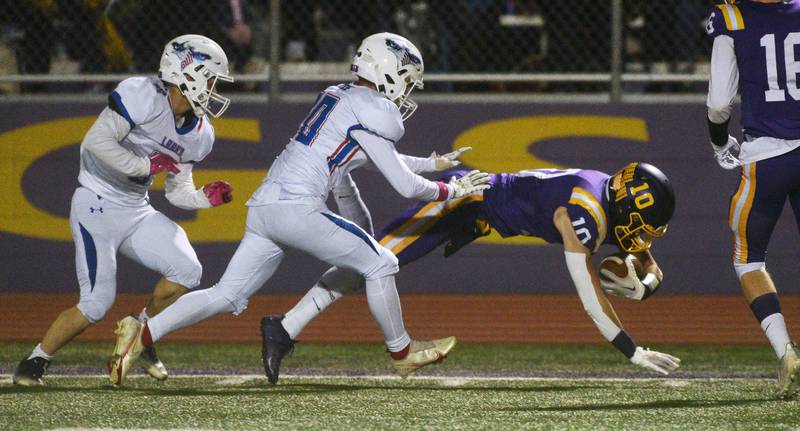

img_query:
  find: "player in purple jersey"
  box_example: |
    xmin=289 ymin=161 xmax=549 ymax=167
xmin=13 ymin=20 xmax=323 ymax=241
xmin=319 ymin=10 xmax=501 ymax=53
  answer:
xmin=707 ymin=0 xmax=800 ymax=398
xmin=259 ymin=163 xmax=681 ymax=384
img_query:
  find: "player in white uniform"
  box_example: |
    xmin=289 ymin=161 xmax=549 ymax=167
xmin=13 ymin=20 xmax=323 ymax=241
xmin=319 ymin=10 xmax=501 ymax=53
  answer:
xmin=12 ymin=35 xmax=235 ymax=387
xmin=108 ymin=32 xmax=490 ymax=386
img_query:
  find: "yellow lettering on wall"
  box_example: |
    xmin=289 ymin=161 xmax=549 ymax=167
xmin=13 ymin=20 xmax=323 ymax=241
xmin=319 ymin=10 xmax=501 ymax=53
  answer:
xmin=0 ymin=117 xmax=263 ymax=242
xmin=451 ymin=115 xmax=649 ymax=246
xmin=0 ymin=114 xmax=650 ymax=245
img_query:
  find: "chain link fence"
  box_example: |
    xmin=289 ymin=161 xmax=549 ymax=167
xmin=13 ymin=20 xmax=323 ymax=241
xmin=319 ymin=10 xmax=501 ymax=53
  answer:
xmin=0 ymin=0 xmax=719 ymax=96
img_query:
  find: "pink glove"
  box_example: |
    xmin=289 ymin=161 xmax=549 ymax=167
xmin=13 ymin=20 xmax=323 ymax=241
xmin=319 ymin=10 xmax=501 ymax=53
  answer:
xmin=203 ymin=181 xmax=233 ymax=206
xmin=149 ymin=152 xmax=180 ymax=175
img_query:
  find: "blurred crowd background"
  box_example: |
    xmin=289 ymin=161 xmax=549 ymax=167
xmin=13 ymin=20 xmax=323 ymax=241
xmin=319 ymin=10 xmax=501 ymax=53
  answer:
xmin=0 ymin=0 xmax=717 ymax=94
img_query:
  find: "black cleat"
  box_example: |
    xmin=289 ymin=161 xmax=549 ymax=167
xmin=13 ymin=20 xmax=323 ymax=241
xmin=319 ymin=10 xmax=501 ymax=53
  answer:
xmin=260 ymin=314 xmax=296 ymax=385
xmin=140 ymin=345 xmax=169 ymax=381
xmin=13 ymin=357 xmax=50 ymax=387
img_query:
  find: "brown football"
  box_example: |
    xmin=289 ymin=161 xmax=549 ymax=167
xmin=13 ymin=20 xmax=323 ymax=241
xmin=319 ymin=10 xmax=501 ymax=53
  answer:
xmin=599 ymin=253 xmax=644 ymax=280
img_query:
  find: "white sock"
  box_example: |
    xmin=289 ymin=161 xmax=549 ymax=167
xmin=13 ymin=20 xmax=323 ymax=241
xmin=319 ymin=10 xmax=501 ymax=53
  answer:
xmin=366 ymin=276 xmax=410 ymax=352
xmin=28 ymin=343 xmax=53 ymax=361
xmin=138 ymin=308 xmax=150 ymax=324
xmin=147 ymin=288 xmax=235 ymax=343
xmin=283 ymin=284 xmax=343 ymax=339
xmin=761 ymin=313 xmax=791 ymax=358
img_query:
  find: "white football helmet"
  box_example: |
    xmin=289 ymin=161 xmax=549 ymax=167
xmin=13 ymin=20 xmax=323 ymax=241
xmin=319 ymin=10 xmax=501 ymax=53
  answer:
xmin=158 ymin=34 xmax=234 ymax=118
xmin=351 ymin=32 xmax=424 ymax=121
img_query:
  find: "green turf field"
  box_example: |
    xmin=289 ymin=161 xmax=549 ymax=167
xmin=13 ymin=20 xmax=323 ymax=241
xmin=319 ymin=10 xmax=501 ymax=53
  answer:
xmin=1 ymin=341 xmax=798 ymax=430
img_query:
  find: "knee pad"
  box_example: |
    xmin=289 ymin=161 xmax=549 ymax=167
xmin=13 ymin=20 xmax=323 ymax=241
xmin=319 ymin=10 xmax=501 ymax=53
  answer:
xmin=166 ymin=257 xmax=203 ymax=289
xmin=77 ymin=294 xmax=115 ymax=323
xmin=734 ymin=261 xmax=766 ymax=279
xmin=319 ymin=267 xmax=365 ymax=294
xmin=363 ymin=249 xmax=399 ymax=281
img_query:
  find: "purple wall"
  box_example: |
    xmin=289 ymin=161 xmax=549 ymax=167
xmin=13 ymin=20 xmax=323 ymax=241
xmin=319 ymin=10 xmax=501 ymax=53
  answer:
xmin=1 ymin=99 xmax=799 ymax=295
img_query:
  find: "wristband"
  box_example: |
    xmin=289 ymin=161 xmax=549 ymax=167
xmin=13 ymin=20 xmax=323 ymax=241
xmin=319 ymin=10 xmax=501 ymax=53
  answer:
xmin=611 ymin=330 xmax=637 ymax=359
xmin=640 ymin=273 xmax=660 ymax=300
xmin=434 ymin=181 xmax=449 ymax=200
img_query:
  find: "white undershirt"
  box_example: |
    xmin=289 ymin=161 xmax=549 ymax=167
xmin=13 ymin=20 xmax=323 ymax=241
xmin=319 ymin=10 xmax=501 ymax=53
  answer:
xmin=707 ymin=35 xmax=738 ymax=124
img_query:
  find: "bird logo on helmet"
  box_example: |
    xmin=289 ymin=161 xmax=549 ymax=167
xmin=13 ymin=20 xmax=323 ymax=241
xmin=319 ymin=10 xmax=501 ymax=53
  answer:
xmin=607 ymin=162 xmax=676 ymax=253
xmin=158 ymin=34 xmax=234 ymax=118
xmin=350 ymin=32 xmax=424 ymax=121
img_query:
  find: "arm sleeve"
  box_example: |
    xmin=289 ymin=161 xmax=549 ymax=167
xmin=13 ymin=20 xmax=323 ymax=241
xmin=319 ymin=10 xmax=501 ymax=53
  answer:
xmin=398 ymin=153 xmax=436 ymax=173
xmin=707 ymin=35 xmax=738 ymax=126
xmin=164 ymin=163 xmax=213 ymax=210
xmin=81 ymin=107 xmax=150 ymax=177
xmin=564 ymin=251 xmax=622 ymax=342
xmin=564 ymin=250 xmax=637 ymax=358
xmin=333 ymin=174 xmax=373 ymax=234
xmin=350 ymin=128 xmax=449 ymax=201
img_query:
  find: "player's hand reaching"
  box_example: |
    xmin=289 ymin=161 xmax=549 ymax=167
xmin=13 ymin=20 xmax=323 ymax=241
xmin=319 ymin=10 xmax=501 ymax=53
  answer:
xmin=448 ymin=170 xmax=491 ymax=199
xmin=431 ymin=147 xmax=472 ymax=171
xmin=630 ymin=346 xmax=681 ymax=375
xmin=711 ymin=136 xmax=741 ymax=170
xmin=203 ymin=181 xmax=233 ymax=206
xmin=149 ymin=152 xmax=180 ymax=175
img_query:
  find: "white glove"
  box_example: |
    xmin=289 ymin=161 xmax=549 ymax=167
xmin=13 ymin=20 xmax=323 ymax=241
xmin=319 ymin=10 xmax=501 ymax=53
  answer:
xmin=711 ymin=136 xmax=741 ymax=170
xmin=431 ymin=147 xmax=472 ymax=171
xmin=447 ymin=170 xmax=491 ymax=199
xmin=599 ymin=255 xmax=650 ymax=300
xmin=630 ymin=346 xmax=681 ymax=375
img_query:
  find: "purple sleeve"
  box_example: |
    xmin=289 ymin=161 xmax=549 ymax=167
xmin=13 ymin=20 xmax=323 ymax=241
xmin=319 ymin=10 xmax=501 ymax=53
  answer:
xmin=565 ymin=204 xmax=602 ymax=253
xmin=706 ymin=5 xmax=733 ymax=39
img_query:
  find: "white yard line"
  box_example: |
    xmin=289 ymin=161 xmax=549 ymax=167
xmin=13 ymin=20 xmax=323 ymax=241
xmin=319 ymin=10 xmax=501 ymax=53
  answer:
xmin=50 ymin=429 xmax=227 ymax=431
xmin=0 ymin=373 xmax=772 ymax=383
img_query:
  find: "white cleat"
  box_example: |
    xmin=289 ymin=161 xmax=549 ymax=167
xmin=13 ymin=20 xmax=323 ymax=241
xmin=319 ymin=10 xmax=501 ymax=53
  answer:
xmin=108 ymin=316 xmax=145 ymax=387
xmin=392 ymin=336 xmax=457 ymax=379
xmin=776 ymin=342 xmax=800 ymax=399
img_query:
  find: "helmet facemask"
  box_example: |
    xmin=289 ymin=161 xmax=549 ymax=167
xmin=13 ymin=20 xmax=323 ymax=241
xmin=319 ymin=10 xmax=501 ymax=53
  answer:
xmin=179 ymin=65 xmax=233 ymax=118
xmin=613 ymin=212 xmax=667 ymax=253
xmin=396 ymin=76 xmax=423 ymax=121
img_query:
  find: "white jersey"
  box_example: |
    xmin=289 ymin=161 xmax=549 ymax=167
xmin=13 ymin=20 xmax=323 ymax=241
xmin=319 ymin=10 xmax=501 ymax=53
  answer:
xmin=248 ymin=83 xmax=443 ymax=206
xmin=78 ymin=77 xmax=215 ymax=206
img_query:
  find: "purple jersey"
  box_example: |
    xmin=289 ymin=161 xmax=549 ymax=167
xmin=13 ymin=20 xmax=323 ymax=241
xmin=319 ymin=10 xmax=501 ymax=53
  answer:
xmin=707 ymin=1 xmax=800 ymax=140
xmin=482 ymin=169 xmax=611 ymax=253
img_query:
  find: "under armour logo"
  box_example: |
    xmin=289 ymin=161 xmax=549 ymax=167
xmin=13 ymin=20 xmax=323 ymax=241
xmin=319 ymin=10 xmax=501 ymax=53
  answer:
xmin=90 ymin=207 xmax=103 ymax=214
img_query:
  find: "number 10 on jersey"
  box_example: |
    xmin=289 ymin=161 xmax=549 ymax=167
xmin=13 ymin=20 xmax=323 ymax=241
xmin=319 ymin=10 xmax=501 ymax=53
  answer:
xmin=294 ymin=93 xmax=341 ymax=146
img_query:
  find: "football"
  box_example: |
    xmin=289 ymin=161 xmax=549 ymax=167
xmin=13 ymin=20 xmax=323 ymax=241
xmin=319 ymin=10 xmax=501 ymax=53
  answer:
xmin=599 ymin=253 xmax=644 ymax=280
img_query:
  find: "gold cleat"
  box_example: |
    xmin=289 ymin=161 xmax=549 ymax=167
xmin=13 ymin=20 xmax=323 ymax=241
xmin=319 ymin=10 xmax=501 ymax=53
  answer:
xmin=107 ymin=316 xmax=145 ymax=387
xmin=392 ymin=336 xmax=456 ymax=378
xmin=776 ymin=342 xmax=800 ymax=399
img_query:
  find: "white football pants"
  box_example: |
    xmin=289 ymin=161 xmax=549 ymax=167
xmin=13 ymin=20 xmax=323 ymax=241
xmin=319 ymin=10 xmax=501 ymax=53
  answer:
xmin=70 ymin=187 xmax=202 ymax=323
xmin=147 ymin=202 xmax=411 ymax=351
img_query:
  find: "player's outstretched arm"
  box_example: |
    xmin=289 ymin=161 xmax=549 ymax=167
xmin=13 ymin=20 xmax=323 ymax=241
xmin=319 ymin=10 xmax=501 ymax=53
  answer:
xmin=165 ymin=163 xmax=232 ymax=209
xmin=81 ymin=108 xmax=151 ymax=177
xmin=354 ymin=129 xmax=487 ymax=201
xmin=554 ymin=207 xmax=680 ymax=375
xmin=397 ymin=153 xmax=436 ymax=174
